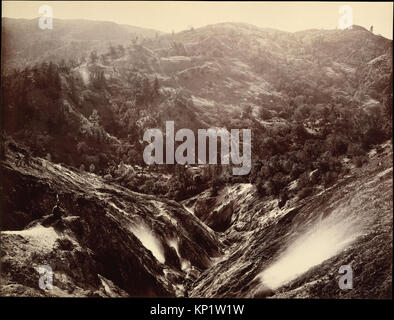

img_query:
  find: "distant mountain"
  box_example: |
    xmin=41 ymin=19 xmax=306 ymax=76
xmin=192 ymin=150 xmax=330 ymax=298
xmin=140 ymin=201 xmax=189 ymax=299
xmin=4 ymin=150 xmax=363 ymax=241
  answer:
xmin=1 ymin=17 xmax=164 ymax=70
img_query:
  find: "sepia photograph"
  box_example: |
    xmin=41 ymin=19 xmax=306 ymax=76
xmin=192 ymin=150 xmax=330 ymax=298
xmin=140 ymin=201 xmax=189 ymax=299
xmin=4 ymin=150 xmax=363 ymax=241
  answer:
xmin=0 ymin=0 xmax=392 ymax=306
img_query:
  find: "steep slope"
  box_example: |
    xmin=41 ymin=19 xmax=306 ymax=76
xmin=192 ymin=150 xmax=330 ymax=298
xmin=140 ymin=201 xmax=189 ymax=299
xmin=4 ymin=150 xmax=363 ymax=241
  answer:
xmin=189 ymin=141 xmax=392 ymax=298
xmin=144 ymin=23 xmax=392 ymax=126
xmin=2 ymin=21 xmax=391 ymax=174
xmin=0 ymin=143 xmax=220 ymax=297
xmin=1 ymin=17 xmax=164 ymax=70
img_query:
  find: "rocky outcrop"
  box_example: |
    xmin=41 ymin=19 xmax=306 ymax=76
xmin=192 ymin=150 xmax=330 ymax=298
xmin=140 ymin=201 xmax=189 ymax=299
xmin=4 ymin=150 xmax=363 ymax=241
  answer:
xmin=0 ymin=149 xmax=220 ymax=297
xmin=189 ymin=143 xmax=393 ymax=298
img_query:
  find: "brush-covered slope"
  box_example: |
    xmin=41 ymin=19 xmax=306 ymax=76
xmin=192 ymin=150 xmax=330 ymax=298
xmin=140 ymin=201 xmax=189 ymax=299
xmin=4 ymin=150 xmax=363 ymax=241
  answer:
xmin=2 ymin=21 xmax=391 ymax=176
xmin=1 ymin=17 xmax=163 ymax=70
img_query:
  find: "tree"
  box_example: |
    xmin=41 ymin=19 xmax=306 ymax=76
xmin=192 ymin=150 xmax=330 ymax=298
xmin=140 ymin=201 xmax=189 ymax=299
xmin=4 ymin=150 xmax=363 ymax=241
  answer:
xmin=383 ymin=94 xmax=392 ymax=119
xmin=242 ymin=105 xmax=253 ymax=119
xmin=101 ymin=54 xmax=109 ymax=65
xmin=89 ymin=163 xmax=95 ymax=173
xmin=109 ymin=45 xmax=117 ymax=58
xmin=59 ymin=59 xmax=68 ymax=72
xmin=153 ymin=76 xmax=160 ymax=97
xmin=362 ymin=127 xmax=386 ymax=150
xmin=92 ymin=70 xmax=106 ymax=89
xmin=142 ymin=77 xmax=151 ymax=103
xmin=89 ymin=109 xmax=100 ymax=125
xmin=327 ymin=135 xmax=348 ymax=156
xmin=118 ymin=44 xmax=125 ymax=56
xmin=255 ymin=176 xmax=266 ymax=196
xmin=259 ymin=107 xmax=272 ymax=120
xmin=90 ymin=50 xmax=98 ymax=63
xmin=47 ymin=62 xmax=61 ymax=99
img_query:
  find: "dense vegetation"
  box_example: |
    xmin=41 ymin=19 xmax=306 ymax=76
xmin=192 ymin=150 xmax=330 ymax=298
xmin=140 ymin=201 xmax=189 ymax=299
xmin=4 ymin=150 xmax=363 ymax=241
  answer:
xmin=1 ymin=23 xmax=392 ymax=204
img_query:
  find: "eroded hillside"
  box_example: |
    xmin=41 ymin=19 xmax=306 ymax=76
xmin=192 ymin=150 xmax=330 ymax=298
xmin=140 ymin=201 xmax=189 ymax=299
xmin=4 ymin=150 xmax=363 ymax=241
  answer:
xmin=1 ymin=139 xmax=392 ymax=298
xmin=0 ymin=144 xmax=220 ymax=297
xmin=188 ymin=142 xmax=392 ymax=298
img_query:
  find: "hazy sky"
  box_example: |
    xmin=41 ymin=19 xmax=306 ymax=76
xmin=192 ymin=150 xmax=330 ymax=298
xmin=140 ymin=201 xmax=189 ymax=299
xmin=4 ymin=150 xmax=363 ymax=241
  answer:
xmin=2 ymin=1 xmax=393 ymax=39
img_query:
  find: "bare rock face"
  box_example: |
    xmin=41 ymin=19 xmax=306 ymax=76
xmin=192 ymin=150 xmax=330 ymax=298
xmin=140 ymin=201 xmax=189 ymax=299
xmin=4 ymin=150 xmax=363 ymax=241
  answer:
xmin=189 ymin=143 xmax=393 ymax=299
xmin=1 ymin=222 xmax=128 ymax=297
xmin=191 ymin=195 xmax=234 ymax=232
xmin=0 ymin=149 xmax=220 ymax=297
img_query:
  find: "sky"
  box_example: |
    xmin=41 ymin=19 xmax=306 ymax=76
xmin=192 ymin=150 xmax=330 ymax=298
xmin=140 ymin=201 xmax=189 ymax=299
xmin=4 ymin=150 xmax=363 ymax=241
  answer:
xmin=2 ymin=1 xmax=393 ymax=39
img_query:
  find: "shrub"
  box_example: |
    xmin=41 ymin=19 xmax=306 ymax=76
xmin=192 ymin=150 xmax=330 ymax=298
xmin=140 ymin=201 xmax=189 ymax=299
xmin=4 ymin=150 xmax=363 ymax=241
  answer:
xmin=327 ymin=135 xmax=348 ymax=156
xmin=259 ymin=108 xmax=273 ymax=120
xmin=353 ymin=156 xmax=367 ymax=168
xmin=255 ymin=177 xmax=266 ymax=197
xmin=323 ymin=171 xmax=338 ymax=188
xmin=347 ymin=143 xmax=364 ymax=158
xmin=362 ymin=127 xmax=387 ymax=150
xmin=279 ymin=190 xmax=289 ymax=208
xmin=298 ymin=186 xmax=313 ymax=199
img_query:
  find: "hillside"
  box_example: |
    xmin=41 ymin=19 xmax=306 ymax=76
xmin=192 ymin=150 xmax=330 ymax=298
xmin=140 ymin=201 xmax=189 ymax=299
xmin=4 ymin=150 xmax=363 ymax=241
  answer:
xmin=1 ymin=17 xmax=163 ymax=71
xmin=188 ymin=141 xmax=392 ymax=298
xmin=0 ymin=134 xmax=391 ymax=298
xmin=1 ymin=19 xmax=393 ymax=298
xmin=2 ymin=21 xmax=392 ymax=200
xmin=1 ymin=143 xmax=219 ymax=297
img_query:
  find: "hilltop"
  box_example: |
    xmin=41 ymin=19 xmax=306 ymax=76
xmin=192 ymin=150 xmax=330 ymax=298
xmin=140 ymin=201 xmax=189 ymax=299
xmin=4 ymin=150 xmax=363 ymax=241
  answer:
xmin=1 ymin=17 xmax=164 ymax=70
